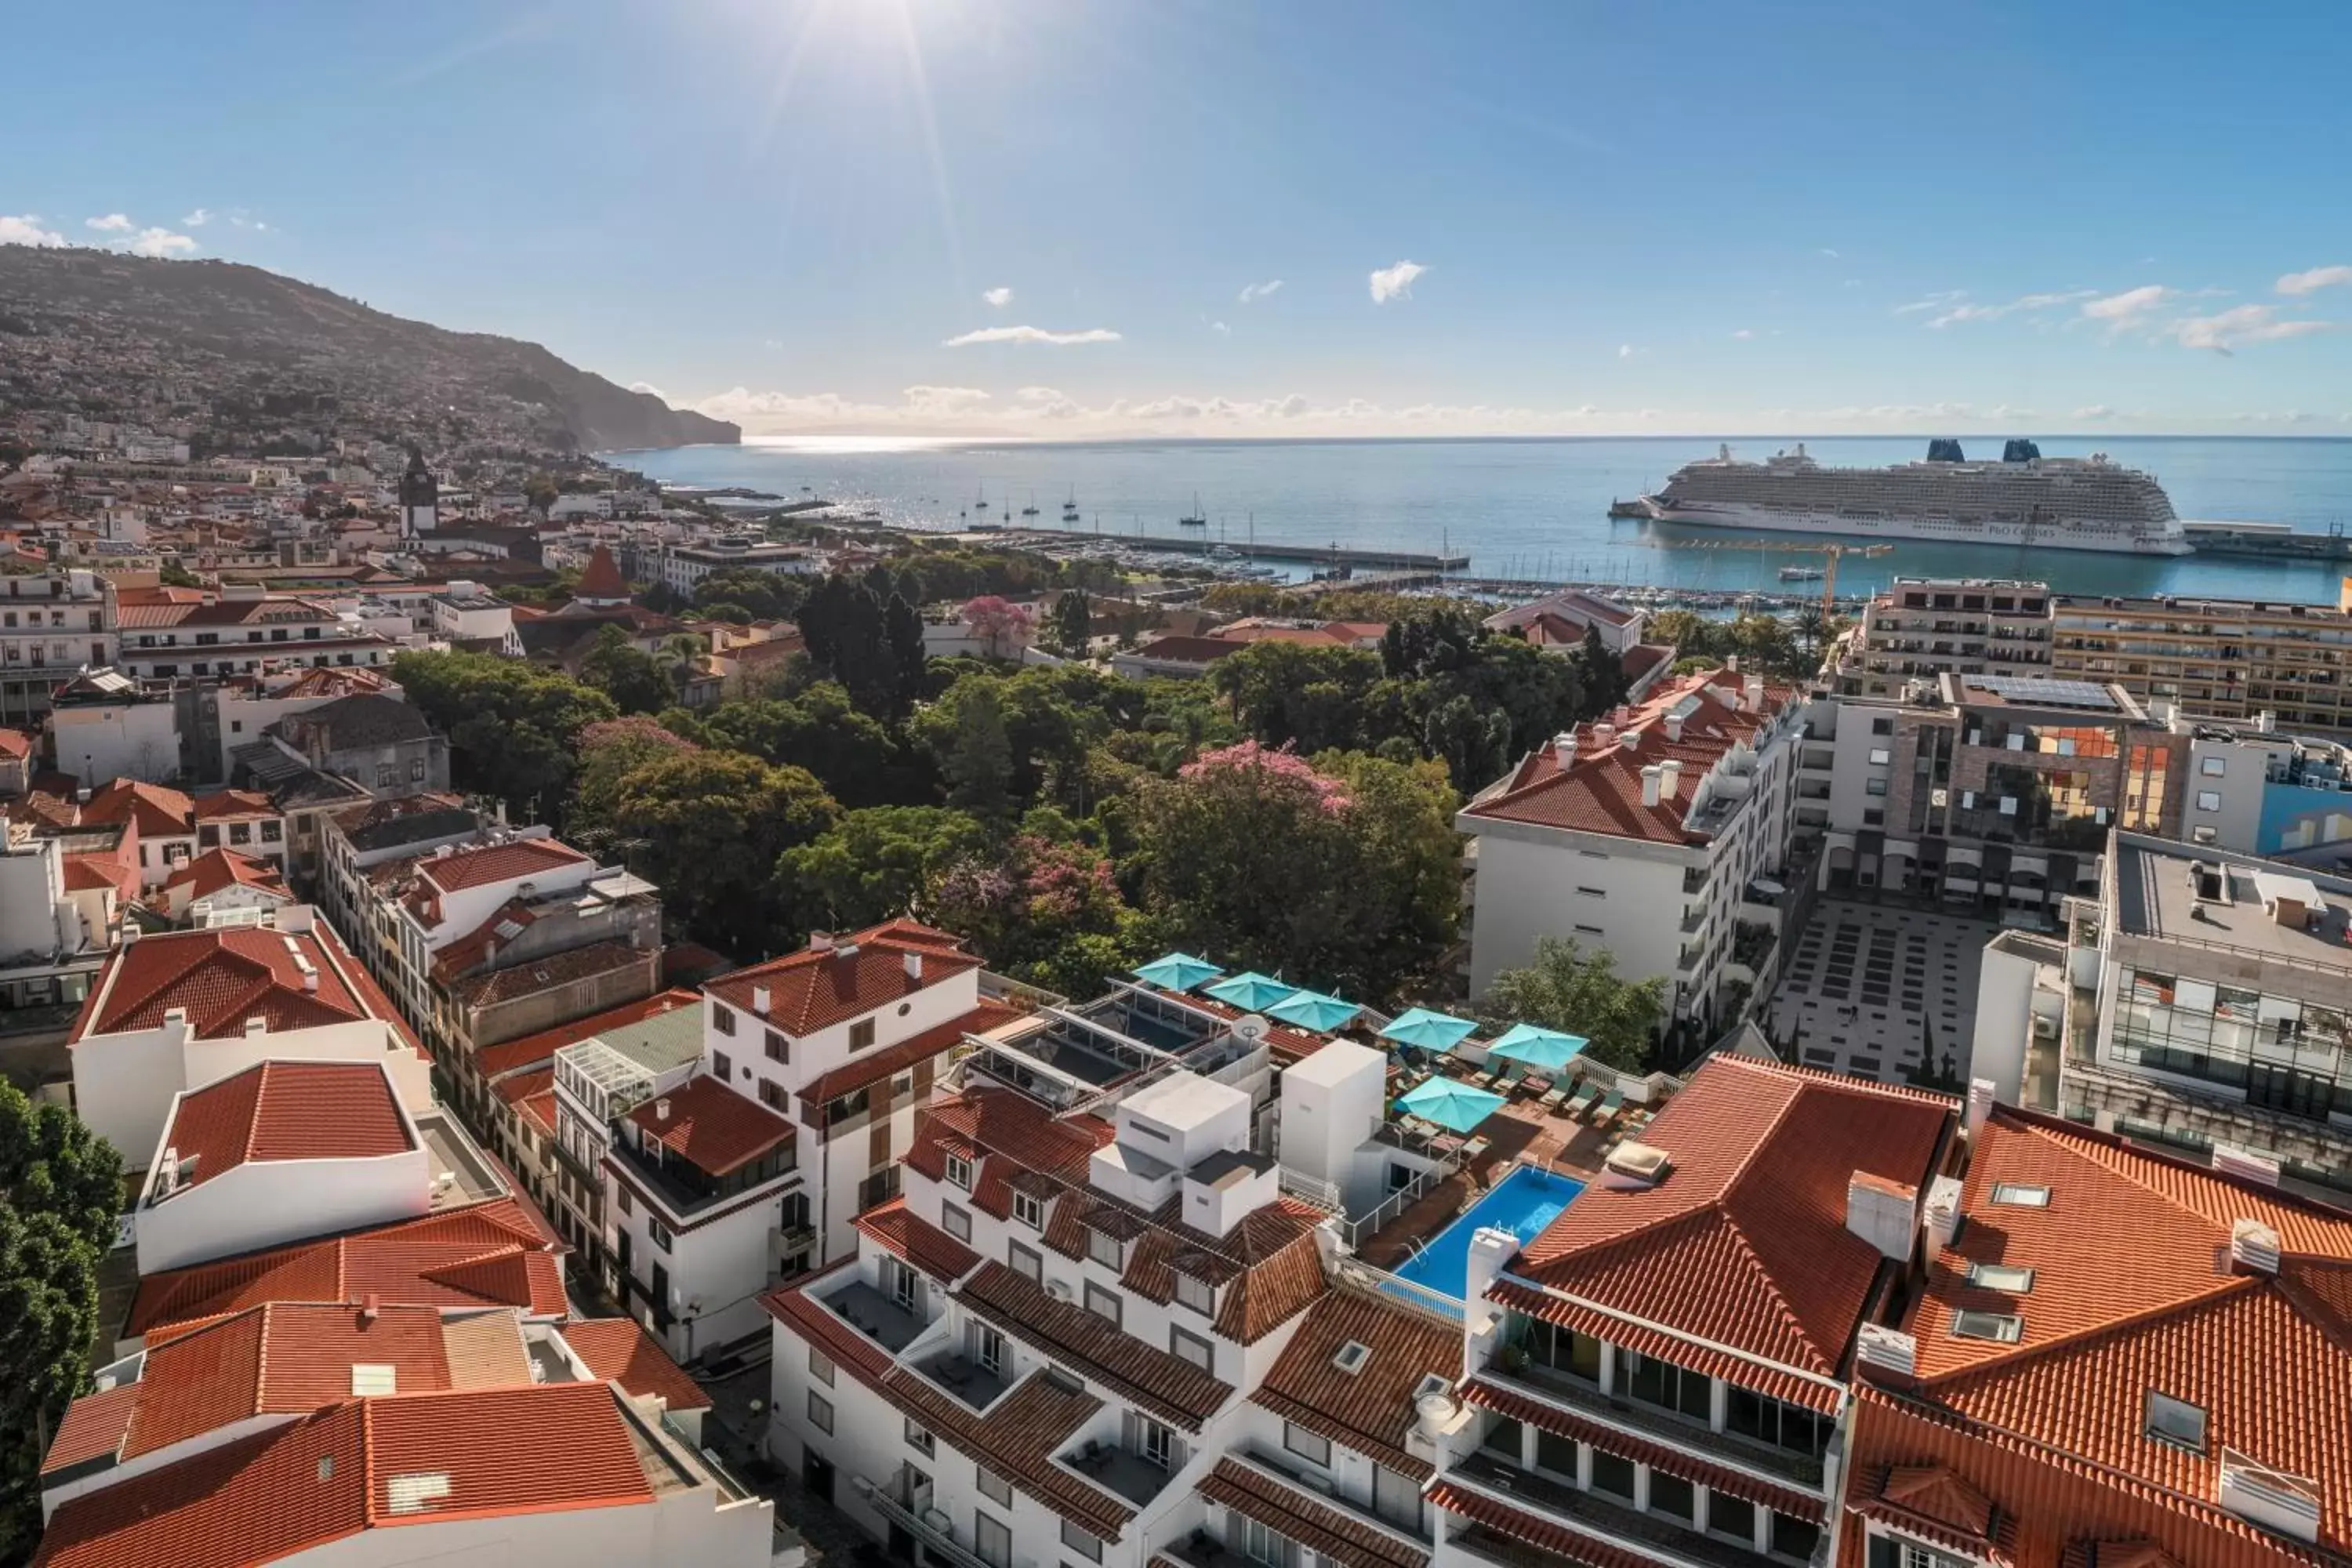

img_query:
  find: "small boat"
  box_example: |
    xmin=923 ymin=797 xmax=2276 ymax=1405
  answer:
xmin=1178 ymin=491 xmax=1207 ymax=527
xmin=1062 ymin=485 xmax=1080 ymax=521
xmin=1778 ymin=564 xmax=1825 ymax=582
xmin=1208 ymin=544 xmax=1240 ymax=561
xmin=1021 ymin=489 xmax=1040 ymax=517
xmin=974 ymin=483 xmax=989 ymax=511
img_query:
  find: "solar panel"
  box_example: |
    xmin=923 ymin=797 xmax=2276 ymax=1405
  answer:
xmin=1966 ymin=675 xmax=2118 ymax=710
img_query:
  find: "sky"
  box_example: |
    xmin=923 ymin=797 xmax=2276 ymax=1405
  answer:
xmin=5 ymin=0 xmax=2351 ymax=441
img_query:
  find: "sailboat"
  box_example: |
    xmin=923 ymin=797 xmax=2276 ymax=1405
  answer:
xmin=974 ymin=482 xmax=989 ymax=512
xmin=1178 ymin=490 xmax=1207 ymax=527
xmin=1021 ymin=489 xmax=1040 ymax=517
xmin=1062 ymin=485 xmax=1080 ymax=522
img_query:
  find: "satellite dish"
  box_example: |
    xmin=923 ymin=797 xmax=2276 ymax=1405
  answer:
xmin=1234 ymin=1014 xmax=1270 ymax=1044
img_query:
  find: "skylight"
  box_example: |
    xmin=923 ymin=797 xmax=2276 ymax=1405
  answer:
xmin=1965 ymin=1261 xmax=2035 ymax=1293
xmin=350 ymin=1363 xmax=397 ymax=1396
xmin=384 ymin=1472 xmax=452 ymax=1515
xmin=1950 ymin=1310 xmax=2024 ymax=1343
xmin=1989 ymin=1182 xmax=2050 ymax=1207
xmin=1332 ymin=1341 xmax=1373 ymax=1375
xmin=2145 ymin=1390 xmax=2208 ymax=1453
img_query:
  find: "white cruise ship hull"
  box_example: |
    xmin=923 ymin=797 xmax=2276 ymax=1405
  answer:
xmin=1646 ymin=499 xmax=2194 ymax=556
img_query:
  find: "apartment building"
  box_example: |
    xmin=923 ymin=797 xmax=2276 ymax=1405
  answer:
xmin=113 ymin=587 xmax=400 ymax=681
xmin=1832 ymin=577 xmax=2052 ymax=699
xmin=1842 ymin=1099 xmax=2352 ymax=1568
xmin=1439 ymin=1055 xmax=1959 ymax=1568
xmin=2051 ymin=590 xmax=2352 ymax=736
xmin=1459 ymin=666 xmax=1804 ymax=1027
xmin=0 ymin=565 xmax=113 ymax=724
xmin=2163 ymin=710 xmax=2352 ymax=855
xmin=68 ymin=906 xmax=429 ymax=1167
xmin=316 ymin=791 xmax=481 ymax=942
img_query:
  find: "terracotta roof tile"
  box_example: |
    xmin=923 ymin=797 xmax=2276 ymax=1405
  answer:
xmin=1426 ymin=1480 xmax=1653 ymax=1568
xmin=1250 ymin=1290 xmax=1463 ymax=1481
xmin=573 ymin=544 xmax=630 ymax=600
xmin=38 ymin=1383 xmax=139 ymax=1477
xmin=797 ymin=1000 xmax=1030 ymax=1105
xmin=75 ymin=924 xmax=384 ymax=1041
xmin=161 ymin=846 xmax=289 ymax=904
xmin=959 ymin=1261 xmax=1234 ymax=1432
xmin=416 ymin=835 xmax=587 ymax=896
xmin=560 ymin=1317 xmax=711 ymax=1412
xmin=474 ymin=987 xmax=701 ymax=1081
xmin=77 ymin=778 xmax=194 ymax=838
xmin=854 ymin=1199 xmax=983 ymax=1283
xmin=617 ymin=1072 xmax=793 ymax=1179
xmin=707 ymin=927 xmax=982 ymax=1038
xmin=158 ymin=1060 xmax=412 ymax=1188
xmin=1200 ymin=1457 xmax=1428 ymax=1568
xmin=1515 ymin=1054 xmax=1953 ymax=1383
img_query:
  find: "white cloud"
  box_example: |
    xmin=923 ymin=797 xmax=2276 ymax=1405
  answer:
xmin=2072 ymin=405 xmax=2116 ymax=420
xmin=2172 ymin=304 xmax=2338 ymax=355
xmin=981 ymin=286 xmax=1013 ymax=308
xmin=0 ymin=214 xmax=67 ymax=248
xmin=1922 ymin=289 xmax=2097 ymax=328
xmin=1211 ymin=321 xmax=1229 ymax=336
xmin=2278 ymin=265 xmax=2352 ymax=297
xmin=1894 ymin=290 xmax=1967 ymax=315
xmin=901 ymin=385 xmax=993 ymax=416
xmin=124 ymin=227 xmax=198 ymax=258
xmin=1238 ymin=279 xmax=1283 ymax=304
xmin=1368 ymin=260 xmax=1427 ymax=304
xmin=1989 ymin=405 xmax=2040 ymax=420
xmin=1617 ymin=343 xmax=1636 ymax=358
xmin=183 ymin=209 xmax=212 ymax=227
xmin=627 ymin=381 xmax=668 ymax=401
xmin=2080 ymin=285 xmax=2171 ymax=328
xmin=85 ymin=213 xmax=133 ymax=233
xmin=1819 ymin=248 xmax=1841 ymax=260
xmin=942 ymin=325 xmax=1120 ymax=347
xmin=1731 ymin=328 xmax=1753 ymax=340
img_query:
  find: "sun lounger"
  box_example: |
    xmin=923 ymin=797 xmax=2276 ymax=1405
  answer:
xmin=1538 ymin=1080 xmax=1570 ymax=1110
xmin=1592 ymin=1088 xmax=1625 ymax=1127
xmin=1562 ymin=1083 xmax=1599 ymax=1119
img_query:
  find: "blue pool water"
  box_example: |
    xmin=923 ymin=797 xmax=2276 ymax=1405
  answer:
xmin=1391 ymin=1164 xmax=1587 ymax=1301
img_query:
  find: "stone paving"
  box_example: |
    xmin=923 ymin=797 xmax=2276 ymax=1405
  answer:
xmin=1766 ymin=897 xmax=2001 ymax=1087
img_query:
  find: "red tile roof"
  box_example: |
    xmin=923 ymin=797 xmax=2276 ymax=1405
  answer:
xmin=126 ymin=1198 xmax=566 ymax=1338
xmin=853 ymin=1198 xmax=982 ymax=1283
xmin=161 ymin=846 xmax=289 ymax=905
xmin=38 ymin=1382 xmax=140 ymax=1478
xmin=473 ymin=986 xmax=701 ymax=1082
xmin=62 ymin=851 xmax=133 ymax=896
xmin=797 ymin=1000 xmax=1030 ymax=1105
xmin=1462 ymin=667 xmax=1797 ymax=844
xmin=1514 ymin=1055 xmax=1954 ymax=1390
xmin=1847 ymin=1104 xmax=2352 ymax=1563
xmin=1122 ymin=634 xmax=1247 ymax=666
xmin=706 ymin=923 xmax=982 ymax=1037
xmin=74 ymin=924 xmax=384 ymax=1041
xmin=188 ymin=788 xmax=277 ymax=822
xmin=959 ymin=1261 xmax=1235 ymax=1432
xmin=33 ymin=1382 xmax=659 ymax=1568
xmin=77 ymin=778 xmax=194 ymax=838
xmin=159 ymin=1061 xmax=412 ymax=1188
xmin=573 ymin=544 xmax=630 ymax=601
xmin=1427 ymin=1480 xmax=1653 ymax=1568
xmin=1250 ymin=1289 xmax=1462 ymax=1481
xmin=1200 ymin=1457 xmax=1429 ymax=1568
xmin=559 ymin=1317 xmax=712 ymax=1412
xmin=619 ymin=1072 xmax=793 ymax=1178
xmin=416 ymin=836 xmax=586 ymax=895
xmin=0 ymin=727 xmax=31 ymax=760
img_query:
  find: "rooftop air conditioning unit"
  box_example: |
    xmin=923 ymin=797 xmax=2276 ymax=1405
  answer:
xmin=1045 ymin=1279 xmax=1073 ymax=1301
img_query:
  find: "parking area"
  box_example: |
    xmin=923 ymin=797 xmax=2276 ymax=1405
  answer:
xmin=1766 ymin=898 xmax=2001 ymax=1087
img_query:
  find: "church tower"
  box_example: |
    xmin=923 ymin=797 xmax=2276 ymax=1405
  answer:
xmin=397 ymin=445 xmax=438 ymax=538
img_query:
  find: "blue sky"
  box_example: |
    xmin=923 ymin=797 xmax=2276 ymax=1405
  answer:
xmin=5 ymin=0 xmax=2350 ymax=438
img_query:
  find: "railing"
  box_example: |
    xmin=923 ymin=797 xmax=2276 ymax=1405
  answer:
xmin=1331 ymin=1254 xmax=1467 ymax=1322
xmin=861 ymin=1485 xmax=998 ymax=1568
xmin=1207 ymin=1042 xmax=1272 ymax=1091
xmin=1278 ymin=1165 xmax=1343 ymax=1214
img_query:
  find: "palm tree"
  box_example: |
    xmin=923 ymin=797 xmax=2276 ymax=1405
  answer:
xmin=651 ymin=632 xmax=707 ymax=701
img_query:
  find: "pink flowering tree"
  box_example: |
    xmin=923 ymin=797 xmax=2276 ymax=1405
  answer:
xmin=961 ymin=595 xmax=1035 ymax=660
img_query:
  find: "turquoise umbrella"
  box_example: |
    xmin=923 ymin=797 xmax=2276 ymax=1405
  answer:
xmin=1485 ymin=1024 xmax=1589 ymax=1073
xmin=1134 ymin=952 xmax=1224 ymax=992
xmin=1266 ymin=989 xmax=1363 ymax=1033
xmin=1396 ymin=1076 xmax=1508 ymax=1134
xmin=1379 ymin=1007 xmax=1481 ymax=1053
xmin=1205 ymin=971 xmax=1295 ymax=1011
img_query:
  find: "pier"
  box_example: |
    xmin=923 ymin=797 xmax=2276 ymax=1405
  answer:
xmin=997 ymin=528 xmax=1468 ymax=572
xmin=2181 ymin=521 xmax=2352 ymax=562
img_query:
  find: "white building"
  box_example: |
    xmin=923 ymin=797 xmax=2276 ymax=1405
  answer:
xmin=428 ymin=581 xmax=521 ymax=654
xmin=0 ymin=566 xmax=112 ymax=724
xmin=1459 ymin=666 xmax=1804 ymax=1028
xmin=646 ymin=537 xmax=820 ymax=595
xmin=69 ymin=907 xmax=430 ymax=1169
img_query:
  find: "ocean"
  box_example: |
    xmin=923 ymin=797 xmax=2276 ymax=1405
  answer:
xmin=604 ymin=435 xmax=2352 ymax=601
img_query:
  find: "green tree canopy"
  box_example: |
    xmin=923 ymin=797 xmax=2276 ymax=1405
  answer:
xmin=1478 ymin=935 xmax=1667 ymax=1074
xmin=578 ymin=625 xmax=671 ymax=714
xmin=773 ymin=805 xmax=994 ymax=935
xmin=676 ymin=682 xmax=913 ymax=810
xmin=391 ymin=649 xmax=618 ymax=822
xmin=607 ymin=749 xmax=839 ymax=953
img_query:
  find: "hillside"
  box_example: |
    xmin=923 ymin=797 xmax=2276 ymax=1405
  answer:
xmin=0 ymin=247 xmax=738 ymax=454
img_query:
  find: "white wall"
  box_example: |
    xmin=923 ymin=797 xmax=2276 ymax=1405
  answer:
xmin=1969 ymin=941 xmax=2040 ymax=1105
xmin=0 ymin=840 xmax=74 ymax=960
xmin=268 ymin=1472 xmax=773 ymax=1567
xmin=53 ymin=701 xmax=180 ymax=787
xmin=135 ymin=1146 xmax=430 ymax=1276
xmin=1464 ymin=818 xmax=1686 ymax=1000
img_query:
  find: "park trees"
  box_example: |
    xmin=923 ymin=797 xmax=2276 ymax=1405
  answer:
xmin=1479 ymin=935 xmax=1667 ymax=1073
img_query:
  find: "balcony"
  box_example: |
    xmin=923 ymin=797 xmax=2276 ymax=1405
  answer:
xmin=1161 ymin=1531 xmax=1255 ymax=1568
xmin=1504 ymin=1365 xmax=1825 ymax=1487
xmin=862 ymin=1485 xmax=996 ymax=1568
xmin=1236 ymin=1445 xmax=1432 ymax=1545
xmin=822 ymin=1279 xmax=927 ymax=1353
xmin=609 ymin=1128 xmax=794 ymax=1221
xmin=1065 ymin=1439 xmax=1178 ymax=1507
xmin=912 ymin=1346 xmax=1011 ymax=1410
xmin=1449 ymin=1451 xmax=1781 ymax=1568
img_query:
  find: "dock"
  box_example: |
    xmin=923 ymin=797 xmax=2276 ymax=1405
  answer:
xmin=997 ymin=528 xmax=1468 ymax=572
xmin=2181 ymin=521 xmax=2352 ymax=562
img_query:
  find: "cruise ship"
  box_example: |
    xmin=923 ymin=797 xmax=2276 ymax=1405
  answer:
xmin=1627 ymin=438 xmax=2192 ymax=555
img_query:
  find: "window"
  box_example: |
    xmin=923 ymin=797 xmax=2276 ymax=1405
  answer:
xmin=1871 ymin=716 xmax=1893 ymax=736
xmin=615 ymin=1186 xmax=632 ymax=1215
xmin=2191 ymin=826 xmax=2219 ymax=845
xmin=1174 ymin=1269 xmax=1214 ymax=1314
xmin=1623 ymin=1350 xmax=1711 ymax=1421
xmin=1239 ymin=1518 xmax=1289 ymax=1568
xmin=1061 ymin=1520 xmax=1104 ymax=1563
xmin=764 ymin=1029 xmax=788 ymax=1062
xmin=260 ymin=820 xmax=281 ymax=842
xmin=712 ymin=1050 xmax=733 ymax=1081
xmin=1009 ymin=1240 xmax=1044 ymax=1282
xmin=905 ymin=1418 xmax=934 ymax=1457
xmin=848 ymin=1018 xmax=877 ymax=1051
xmin=2194 ymin=789 xmax=2222 ymax=811
xmin=946 ymin=1152 xmax=973 ymax=1189
xmin=1577 ymin=886 xmax=1606 ymax=898
xmin=1084 ymin=1281 xmax=1123 ymax=1327
xmin=1588 ymin=1447 xmax=1636 ymax=1502
xmin=977 ymin=1467 xmax=1012 ymax=1507
xmin=1648 ymin=1471 xmax=1696 ymax=1523
xmin=1951 ymin=1309 xmax=2023 ymax=1342
xmin=648 ymin=1217 xmax=673 ymax=1252
xmin=942 ymin=1202 xmax=971 ymax=1243
xmin=1865 ymin=778 xmax=1889 ymax=796
xmin=1869 ymin=748 xmax=1892 ymax=766
xmin=713 ymin=1005 xmax=737 ymax=1036
xmin=1533 ymin=1427 xmax=1577 ymax=1479
xmin=759 ymin=1079 xmax=787 ymax=1112
xmin=1283 ymin=1421 xmax=1331 ymax=1467
xmin=1087 ymin=1226 xmax=1123 ymax=1269
xmin=1013 ymin=1191 xmax=1044 ymax=1229
xmin=1708 ymin=1494 xmax=1756 ymax=1544
xmin=2201 ymin=755 xmax=2227 ymax=776
xmin=1863 ymin=808 xmax=1885 ymax=827
xmin=973 ymin=1511 xmax=1011 ymax=1568
xmin=1726 ymin=1388 xmax=1834 ymax=1458
xmin=1966 ymin=1261 xmax=2035 ymax=1292
xmin=807 ymin=1391 xmax=833 ymax=1433
xmin=1523 ymin=1319 xmax=1602 ymax=1384
xmin=2145 ymin=1389 xmax=2207 ymax=1452
xmin=376 ymin=764 xmax=397 ymax=788
xmin=1136 ymin=1413 xmax=1177 ymax=1470
xmin=1990 ymin=1182 xmax=2049 ymax=1207
xmin=973 ymin=1325 xmax=1006 ymax=1375
xmin=1171 ymin=1324 xmax=1214 ymax=1370
xmin=1770 ymin=1512 xmax=1822 ymax=1561
xmin=826 ymin=1088 xmax=869 ymax=1127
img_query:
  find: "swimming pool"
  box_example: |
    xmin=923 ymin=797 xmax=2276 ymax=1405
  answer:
xmin=1389 ymin=1163 xmax=1586 ymax=1301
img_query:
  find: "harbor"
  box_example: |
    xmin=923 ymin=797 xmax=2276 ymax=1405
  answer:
xmin=986 ymin=527 xmax=1467 ymax=572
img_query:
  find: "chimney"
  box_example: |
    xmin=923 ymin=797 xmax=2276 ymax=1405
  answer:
xmin=903 ymin=949 xmax=923 ymax=981
xmin=655 ymin=1097 xmax=672 ymax=1121
xmin=1725 ymin=654 xmax=1740 ymax=674
xmin=1590 ymin=722 xmax=1615 ymax=753
xmin=1640 ymin=765 xmax=1663 ymax=808
xmin=1854 ymin=1323 xmax=1918 ymax=1387
xmin=1618 ymin=728 xmax=1640 ymax=753
xmin=2230 ymin=1218 xmax=2281 ymax=1275
xmin=2213 ymin=1145 xmax=2281 ymax=1187
xmin=1552 ymin=731 xmax=1577 ymax=769
xmin=1658 ymin=760 xmax=1682 ymax=800
xmin=1846 ymin=1171 xmax=1918 ymax=1261
xmin=751 ymin=984 xmax=771 ymax=1015
xmin=1922 ymin=1174 xmax=1964 ymax=1251
xmin=1965 ymin=1077 xmax=1996 ymax=1143
xmin=834 ymin=942 xmax=861 ymax=962
xmin=361 ymin=1292 xmax=381 ymax=1324
xmin=1744 ymin=673 xmax=1765 ymax=711
xmin=1664 ymin=713 xmax=1685 ymax=742
xmin=808 ymin=931 xmax=834 ymax=953
xmin=245 ymin=1015 xmax=269 ymax=1036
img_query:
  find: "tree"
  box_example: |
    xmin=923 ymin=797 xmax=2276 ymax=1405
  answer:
xmin=962 ymin=596 xmax=1034 ymax=661
xmin=0 ymin=1080 xmax=122 ymax=1560
xmin=569 ymin=715 xmax=699 ymax=836
xmin=686 ymin=684 xmax=909 ymax=809
xmin=692 ymin=568 xmax=808 ymax=622
xmin=1479 ymin=935 xmax=1668 ymax=1074
xmin=1210 ymin=642 xmax=1385 ymax=753
xmin=884 ymin=592 xmax=927 ymax=716
xmin=938 ymin=681 xmax=1014 ymax=815
xmin=158 ymin=561 xmax=205 ymax=589
xmin=1577 ymin=623 xmax=1630 ymax=717
xmin=650 ymin=632 xmax=706 ymax=701
xmin=579 ymin=626 xmax=670 ymax=714
xmin=608 ymin=750 xmax=838 ymax=953
xmin=773 ymin=806 xmax=993 ymax=934
xmin=1044 ymin=590 xmax=1092 ymax=657
xmin=392 ymin=650 xmax=618 ymax=822
xmin=799 ymin=575 xmax=897 ymax=716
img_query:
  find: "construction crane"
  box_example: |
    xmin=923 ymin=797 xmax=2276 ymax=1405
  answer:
xmin=1657 ymin=538 xmax=1892 ymax=616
